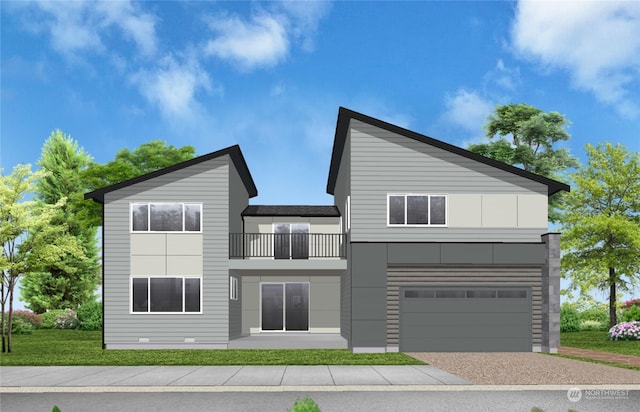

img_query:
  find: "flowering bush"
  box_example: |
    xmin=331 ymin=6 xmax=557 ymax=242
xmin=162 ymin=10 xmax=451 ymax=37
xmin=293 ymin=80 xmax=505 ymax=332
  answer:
xmin=41 ymin=309 xmax=68 ymax=329
xmin=608 ymin=321 xmax=640 ymax=341
xmin=3 ymin=310 xmax=43 ymax=329
xmin=623 ymin=298 xmax=640 ymax=309
xmin=54 ymin=309 xmax=78 ymax=329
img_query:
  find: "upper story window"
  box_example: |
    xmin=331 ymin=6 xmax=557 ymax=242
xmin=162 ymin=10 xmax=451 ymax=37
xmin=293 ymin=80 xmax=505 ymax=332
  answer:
xmin=387 ymin=194 xmax=447 ymax=226
xmin=131 ymin=203 xmax=202 ymax=232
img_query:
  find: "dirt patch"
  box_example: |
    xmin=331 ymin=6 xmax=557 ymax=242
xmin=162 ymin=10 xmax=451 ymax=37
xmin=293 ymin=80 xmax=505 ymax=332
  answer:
xmin=407 ymin=352 xmax=640 ymax=385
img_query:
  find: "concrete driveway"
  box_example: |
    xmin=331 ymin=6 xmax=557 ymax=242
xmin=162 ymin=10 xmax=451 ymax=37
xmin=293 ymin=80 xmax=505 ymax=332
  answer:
xmin=407 ymin=352 xmax=640 ymax=385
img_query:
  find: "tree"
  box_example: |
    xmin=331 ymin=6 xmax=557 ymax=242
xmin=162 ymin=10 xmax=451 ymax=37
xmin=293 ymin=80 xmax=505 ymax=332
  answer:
xmin=1 ymin=165 xmax=84 ymax=352
xmin=20 ymin=130 xmax=101 ymax=313
xmin=468 ymin=103 xmax=579 ymax=222
xmin=83 ymin=140 xmax=195 ymax=227
xmin=560 ymin=142 xmax=640 ymax=327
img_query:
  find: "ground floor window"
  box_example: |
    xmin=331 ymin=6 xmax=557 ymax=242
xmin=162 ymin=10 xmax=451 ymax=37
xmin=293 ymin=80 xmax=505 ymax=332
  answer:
xmin=131 ymin=277 xmax=201 ymax=313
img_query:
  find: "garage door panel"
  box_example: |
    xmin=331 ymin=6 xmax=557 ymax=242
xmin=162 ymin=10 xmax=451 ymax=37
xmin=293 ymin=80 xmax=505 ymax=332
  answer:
xmin=402 ymin=323 xmax=530 ymax=339
xmin=401 ymin=337 xmax=531 ymax=352
xmin=402 ymin=300 xmax=528 ymax=313
xmin=399 ymin=285 xmax=531 ymax=352
xmin=402 ymin=312 xmax=531 ymax=327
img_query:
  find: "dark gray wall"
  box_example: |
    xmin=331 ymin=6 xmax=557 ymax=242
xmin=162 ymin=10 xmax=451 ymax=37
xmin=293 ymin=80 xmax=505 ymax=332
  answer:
xmin=350 ymin=243 xmax=388 ymax=348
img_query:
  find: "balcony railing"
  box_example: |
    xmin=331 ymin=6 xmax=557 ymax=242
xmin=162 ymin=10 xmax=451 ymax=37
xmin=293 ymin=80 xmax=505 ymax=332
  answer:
xmin=229 ymin=233 xmax=347 ymax=259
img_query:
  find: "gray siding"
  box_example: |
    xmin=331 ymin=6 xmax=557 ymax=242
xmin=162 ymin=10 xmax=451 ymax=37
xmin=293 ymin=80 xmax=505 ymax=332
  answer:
xmin=333 ymin=128 xmax=351 ymax=229
xmin=103 ymin=156 xmax=231 ymax=346
xmin=349 ymin=120 xmax=548 ymax=242
xmin=228 ymin=157 xmax=249 ymax=339
xmin=387 ymin=267 xmax=542 ymax=347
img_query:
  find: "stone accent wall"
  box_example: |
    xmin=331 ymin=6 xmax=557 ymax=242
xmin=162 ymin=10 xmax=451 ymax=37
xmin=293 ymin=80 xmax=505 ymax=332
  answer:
xmin=541 ymin=233 xmax=561 ymax=353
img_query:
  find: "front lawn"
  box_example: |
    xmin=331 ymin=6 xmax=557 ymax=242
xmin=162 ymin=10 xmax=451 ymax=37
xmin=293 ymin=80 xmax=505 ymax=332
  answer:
xmin=561 ymin=331 xmax=640 ymax=356
xmin=0 ymin=330 xmax=424 ymax=366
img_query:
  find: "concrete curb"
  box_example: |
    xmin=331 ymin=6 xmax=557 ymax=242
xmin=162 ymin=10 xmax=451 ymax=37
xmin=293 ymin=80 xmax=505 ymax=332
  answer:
xmin=2 ymin=384 xmax=640 ymax=393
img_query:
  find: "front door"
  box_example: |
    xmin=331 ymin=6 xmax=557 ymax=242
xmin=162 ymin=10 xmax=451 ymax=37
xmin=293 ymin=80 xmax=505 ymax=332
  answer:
xmin=261 ymin=283 xmax=309 ymax=331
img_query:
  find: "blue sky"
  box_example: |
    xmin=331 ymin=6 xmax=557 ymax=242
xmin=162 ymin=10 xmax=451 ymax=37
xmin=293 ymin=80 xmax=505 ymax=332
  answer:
xmin=2 ymin=1 xmax=640 ymax=307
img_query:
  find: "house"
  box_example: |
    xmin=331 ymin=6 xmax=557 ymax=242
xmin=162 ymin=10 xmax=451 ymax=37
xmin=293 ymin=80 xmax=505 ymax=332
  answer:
xmin=85 ymin=107 xmax=569 ymax=353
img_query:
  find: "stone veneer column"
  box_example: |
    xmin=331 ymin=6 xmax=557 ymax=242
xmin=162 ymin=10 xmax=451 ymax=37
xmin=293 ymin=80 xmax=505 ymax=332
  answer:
xmin=541 ymin=233 xmax=561 ymax=353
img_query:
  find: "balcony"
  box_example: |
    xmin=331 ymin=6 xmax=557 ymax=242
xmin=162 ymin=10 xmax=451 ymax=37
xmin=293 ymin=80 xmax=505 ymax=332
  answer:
xmin=229 ymin=233 xmax=347 ymax=259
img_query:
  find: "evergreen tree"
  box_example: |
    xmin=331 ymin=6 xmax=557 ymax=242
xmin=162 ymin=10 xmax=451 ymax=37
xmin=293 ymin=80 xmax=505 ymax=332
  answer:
xmin=20 ymin=130 xmax=100 ymax=313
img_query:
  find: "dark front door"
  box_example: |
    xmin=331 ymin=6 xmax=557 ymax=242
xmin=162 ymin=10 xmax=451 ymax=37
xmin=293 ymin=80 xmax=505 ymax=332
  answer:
xmin=261 ymin=283 xmax=309 ymax=331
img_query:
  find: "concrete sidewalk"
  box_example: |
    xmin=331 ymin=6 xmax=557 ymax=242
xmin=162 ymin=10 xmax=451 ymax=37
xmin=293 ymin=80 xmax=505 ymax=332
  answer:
xmin=0 ymin=365 xmax=469 ymax=389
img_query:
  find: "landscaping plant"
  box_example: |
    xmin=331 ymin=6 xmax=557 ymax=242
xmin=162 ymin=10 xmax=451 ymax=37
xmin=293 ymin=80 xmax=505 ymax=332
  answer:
xmin=621 ymin=304 xmax=640 ymax=322
xmin=608 ymin=321 xmax=640 ymax=341
xmin=77 ymin=301 xmax=102 ymax=331
xmin=54 ymin=310 xmax=78 ymax=329
xmin=560 ymin=304 xmax=581 ymax=332
xmin=40 ymin=310 xmax=68 ymax=329
xmin=288 ymin=396 xmax=321 ymax=412
xmin=579 ymin=319 xmax=607 ymax=332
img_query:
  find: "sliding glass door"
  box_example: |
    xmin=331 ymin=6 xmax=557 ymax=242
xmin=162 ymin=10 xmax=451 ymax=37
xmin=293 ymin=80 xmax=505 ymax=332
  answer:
xmin=261 ymin=283 xmax=309 ymax=331
xmin=274 ymin=224 xmax=309 ymax=259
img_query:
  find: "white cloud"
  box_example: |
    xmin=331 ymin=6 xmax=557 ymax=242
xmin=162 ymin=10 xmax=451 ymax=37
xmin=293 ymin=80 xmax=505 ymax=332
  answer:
xmin=17 ymin=1 xmax=157 ymax=57
xmin=512 ymin=0 xmax=640 ymax=118
xmin=203 ymin=2 xmax=331 ymax=70
xmin=484 ymin=59 xmax=521 ymax=92
xmin=204 ymin=13 xmax=289 ymax=69
xmin=130 ymin=56 xmax=212 ymax=120
xmin=442 ymin=89 xmax=494 ymax=133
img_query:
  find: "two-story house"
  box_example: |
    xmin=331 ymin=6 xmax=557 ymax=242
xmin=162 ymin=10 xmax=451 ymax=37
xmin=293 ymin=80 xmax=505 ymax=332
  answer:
xmin=85 ymin=107 xmax=568 ymax=353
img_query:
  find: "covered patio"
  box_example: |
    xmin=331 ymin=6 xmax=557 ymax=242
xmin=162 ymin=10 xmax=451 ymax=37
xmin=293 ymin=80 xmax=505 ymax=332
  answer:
xmin=228 ymin=333 xmax=348 ymax=349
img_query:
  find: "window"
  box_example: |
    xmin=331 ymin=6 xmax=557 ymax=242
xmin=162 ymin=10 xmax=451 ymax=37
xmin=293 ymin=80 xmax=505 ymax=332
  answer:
xmin=131 ymin=203 xmax=202 ymax=232
xmin=387 ymin=194 xmax=447 ymax=226
xmin=230 ymin=276 xmax=238 ymax=301
xmin=131 ymin=277 xmax=201 ymax=313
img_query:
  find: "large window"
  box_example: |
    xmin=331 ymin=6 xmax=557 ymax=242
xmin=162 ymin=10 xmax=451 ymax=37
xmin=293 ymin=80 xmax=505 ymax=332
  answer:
xmin=131 ymin=277 xmax=201 ymax=313
xmin=388 ymin=194 xmax=447 ymax=226
xmin=131 ymin=203 xmax=201 ymax=232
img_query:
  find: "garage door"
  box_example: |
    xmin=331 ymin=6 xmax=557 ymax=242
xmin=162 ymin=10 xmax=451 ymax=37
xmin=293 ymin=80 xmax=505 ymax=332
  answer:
xmin=399 ymin=287 xmax=531 ymax=352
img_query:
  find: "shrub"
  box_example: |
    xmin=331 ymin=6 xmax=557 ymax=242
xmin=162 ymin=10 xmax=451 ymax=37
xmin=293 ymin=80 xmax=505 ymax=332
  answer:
xmin=3 ymin=310 xmax=43 ymax=329
xmin=288 ymin=396 xmax=321 ymax=412
xmin=560 ymin=304 xmax=580 ymax=332
xmin=621 ymin=304 xmax=640 ymax=322
xmin=7 ymin=316 xmax=34 ymax=334
xmin=608 ymin=321 xmax=640 ymax=341
xmin=77 ymin=301 xmax=102 ymax=331
xmin=54 ymin=309 xmax=78 ymax=329
xmin=623 ymin=298 xmax=640 ymax=309
xmin=579 ymin=320 xmax=607 ymax=332
xmin=578 ymin=307 xmax=609 ymax=324
xmin=41 ymin=310 xmax=68 ymax=329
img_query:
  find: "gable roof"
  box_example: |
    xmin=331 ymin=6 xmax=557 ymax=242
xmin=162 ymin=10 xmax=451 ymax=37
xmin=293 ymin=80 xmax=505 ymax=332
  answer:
xmin=326 ymin=107 xmax=570 ymax=196
xmin=85 ymin=145 xmax=258 ymax=203
xmin=242 ymin=205 xmax=340 ymax=217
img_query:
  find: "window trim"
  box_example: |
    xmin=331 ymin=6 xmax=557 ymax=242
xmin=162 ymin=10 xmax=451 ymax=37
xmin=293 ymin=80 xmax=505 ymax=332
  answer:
xmin=130 ymin=202 xmax=203 ymax=233
xmin=230 ymin=276 xmax=239 ymax=301
xmin=345 ymin=195 xmax=351 ymax=231
xmin=130 ymin=276 xmax=203 ymax=314
xmin=387 ymin=193 xmax=448 ymax=227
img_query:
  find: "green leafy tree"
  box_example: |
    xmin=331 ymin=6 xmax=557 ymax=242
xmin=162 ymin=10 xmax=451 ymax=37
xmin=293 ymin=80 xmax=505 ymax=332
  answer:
xmin=468 ymin=103 xmax=579 ymax=222
xmin=20 ymin=130 xmax=101 ymax=313
xmin=1 ymin=165 xmax=84 ymax=352
xmin=83 ymin=140 xmax=195 ymax=227
xmin=560 ymin=143 xmax=640 ymax=327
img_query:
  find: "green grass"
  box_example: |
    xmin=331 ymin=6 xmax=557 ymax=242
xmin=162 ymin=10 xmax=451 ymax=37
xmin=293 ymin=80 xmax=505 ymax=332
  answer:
xmin=561 ymin=331 xmax=640 ymax=356
xmin=0 ymin=330 xmax=424 ymax=366
xmin=550 ymin=353 xmax=640 ymax=372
